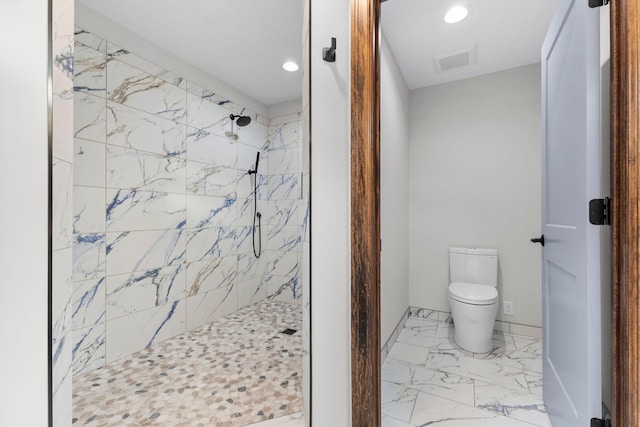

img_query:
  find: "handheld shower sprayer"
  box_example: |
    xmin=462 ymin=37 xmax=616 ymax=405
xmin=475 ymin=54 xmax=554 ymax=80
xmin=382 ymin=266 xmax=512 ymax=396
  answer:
xmin=248 ymin=151 xmax=260 ymax=175
xmin=248 ymin=150 xmax=262 ymax=259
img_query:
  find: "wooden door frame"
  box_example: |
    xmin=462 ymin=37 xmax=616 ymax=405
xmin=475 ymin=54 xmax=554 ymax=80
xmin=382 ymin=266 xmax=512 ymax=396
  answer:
xmin=350 ymin=0 xmax=640 ymax=425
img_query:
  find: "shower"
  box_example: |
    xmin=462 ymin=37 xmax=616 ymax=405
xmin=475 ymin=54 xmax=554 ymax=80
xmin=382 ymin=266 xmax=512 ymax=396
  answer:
xmin=248 ymin=151 xmax=262 ymax=258
xmin=225 ymin=114 xmax=252 ymax=139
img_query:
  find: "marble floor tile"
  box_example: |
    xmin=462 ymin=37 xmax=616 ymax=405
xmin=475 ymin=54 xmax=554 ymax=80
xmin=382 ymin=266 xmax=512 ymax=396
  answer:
xmin=475 ymin=381 xmax=552 ymax=427
xmin=387 ymin=342 xmax=431 ymax=366
xmin=246 ymin=412 xmax=304 ymax=427
xmin=73 ymin=300 xmax=302 ymax=426
xmin=383 ymin=320 xmax=552 ymax=427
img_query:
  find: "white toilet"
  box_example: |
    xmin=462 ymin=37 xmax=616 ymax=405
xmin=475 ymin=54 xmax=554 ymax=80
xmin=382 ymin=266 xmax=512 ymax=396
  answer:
xmin=448 ymin=247 xmax=499 ymax=353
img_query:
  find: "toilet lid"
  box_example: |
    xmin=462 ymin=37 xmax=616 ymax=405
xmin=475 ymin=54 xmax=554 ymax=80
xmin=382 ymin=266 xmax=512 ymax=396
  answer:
xmin=449 ymin=282 xmax=498 ymax=305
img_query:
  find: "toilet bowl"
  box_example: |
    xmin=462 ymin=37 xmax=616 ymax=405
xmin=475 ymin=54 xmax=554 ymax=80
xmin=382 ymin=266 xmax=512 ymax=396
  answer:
xmin=448 ymin=282 xmax=499 ymax=353
xmin=448 ymin=247 xmax=499 ymax=353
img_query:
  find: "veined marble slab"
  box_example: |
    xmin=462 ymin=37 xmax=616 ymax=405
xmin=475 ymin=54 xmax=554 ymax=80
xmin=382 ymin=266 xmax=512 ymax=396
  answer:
xmin=105 ymin=229 xmax=186 ymax=276
xmin=186 ymin=226 xmax=237 ymax=262
xmin=107 ymin=59 xmax=186 ymax=122
xmin=107 ymin=145 xmax=187 ymax=194
xmin=106 ymin=265 xmax=186 ymax=320
xmin=186 ymin=255 xmax=237 ymax=296
xmin=107 ymin=101 xmax=186 ymax=157
xmin=106 ymin=189 xmax=186 ymax=232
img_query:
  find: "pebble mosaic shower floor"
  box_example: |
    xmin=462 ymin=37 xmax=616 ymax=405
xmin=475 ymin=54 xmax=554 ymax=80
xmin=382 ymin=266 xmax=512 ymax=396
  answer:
xmin=72 ymin=300 xmax=303 ymax=426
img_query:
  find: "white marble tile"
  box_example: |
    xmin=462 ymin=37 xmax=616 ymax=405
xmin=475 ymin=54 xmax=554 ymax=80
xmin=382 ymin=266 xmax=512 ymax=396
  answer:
xmin=186 ymin=256 xmax=237 ymax=296
xmin=107 ymin=145 xmax=187 ymax=193
xmin=268 ymin=225 xmax=299 ymax=252
xmin=475 ymin=381 xmax=552 ymax=427
xmin=72 ymin=323 xmax=106 ymax=376
xmin=52 ymin=366 xmax=72 ymax=427
xmin=524 ymin=372 xmax=543 ymax=399
xmin=71 ymin=277 xmax=106 ymax=330
xmin=52 ymin=66 xmax=74 ymax=163
xmin=409 ymin=307 xmax=439 ymax=321
xmin=105 ymin=229 xmax=186 ymax=276
xmin=106 ymin=265 xmax=186 ymax=320
xmin=266 ymin=250 xmax=298 ymax=277
xmin=72 ymin=233 xmax=106 ymax=281
xmin=106 ymin=189 xmax=186 ymax=232
xmin=75 ymin=28 xmax=107 ymax=53
xmin=383 ymin=358 xmax=475 ymax=406
xmin=396 ymin=328 xmax=452 ymax=349
xmin=237 ymin=251 xmax=269 ymax=282
xmin=267 ymin=275 xmax=299 ymax=302
xmin=410 ymin=392 xmax=537 ymax=426
xmin=245 ymin=412 xmax=305 ymax=427
xmin=382 ymin=381 xmax=419 ymax=423
xmin=106 ymin=101 xmax=187 ymax=157
xmin=185 ymin=81 xmax=232 ymax=108
xmin=187 ymin=127 xmax=238 ymax=167
xmin=513 ymin=336 xmax=543 ymax=356
xmin=73 ymin=186 xmax=105 ymax=233
xmin=426 ymin=349 xmax=530 ymax=392
xmin=185 ymin=285 xmax=237 ymax=330
xmin=382 ymin=414 xmax=416 ymax=427
xmin=106 ymin=300 xmax=186 ymax=363
xmin=73 ymin=41 xmax=106 ymax=96
xmin=186 ymin=91 xmax=233 ymax=133
xmin=74 ymin=91 xmax=106 ymax=142
xmin=238 ymin=277 xmax=269 ymax=307
xmin=186 ymin=227 xmax=237 ymax=262
xmin=388 ymin=342 xmax=430 ymax=366
xmin=237 ymin=198 xmax=268 ymax=228
xmin=482 ymin=349 xmax=543 ymax=374
xmin=238 ymin=142 xmax=264 ymax=173
xmin=53 ymin=158 xmax=73 ymax=249
xmin=268 ymin=120 xmax=300 ymax=150
xmin=186 ymin=160 xmax=239 ymax=197
xmin=186 ymin=194 xmax=237 ymax=229
xmin=267 ymin=174 xmax=300 ymax=201
xmin=74 ymin=138 xmax=105 ymax=188
xmin=52 ymin=291 xmax=72 ymax=394
xmin=237 ymin=171 xmax=268 ymax=200
xmin=236 ymin=117 xmax=268 ymax=149
xmin=107 ymin=59 xmax=186 ymax=122
xmin=107 ymin=42 xmax=185 ymax=88
xmin=268 ymin=147 xmax=299 ymax=175
xmin=268 ymin=200 xmax=298 ymax=228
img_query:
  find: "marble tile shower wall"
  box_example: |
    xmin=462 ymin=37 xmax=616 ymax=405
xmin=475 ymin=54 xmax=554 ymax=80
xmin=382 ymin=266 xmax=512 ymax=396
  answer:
xmin=71 ymin=28 xmax=303 ymax=377
xmin=52 ymin=0 xmax=74 ymax=425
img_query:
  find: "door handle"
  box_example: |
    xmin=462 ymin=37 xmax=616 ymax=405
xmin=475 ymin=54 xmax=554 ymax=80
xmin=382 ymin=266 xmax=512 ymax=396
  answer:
xmin=530 ymin=235 xmax=545 ymax=246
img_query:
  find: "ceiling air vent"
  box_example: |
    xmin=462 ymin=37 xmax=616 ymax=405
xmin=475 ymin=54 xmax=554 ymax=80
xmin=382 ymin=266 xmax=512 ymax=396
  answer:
xmin=433 ymin=45 xmax=478 ymax=73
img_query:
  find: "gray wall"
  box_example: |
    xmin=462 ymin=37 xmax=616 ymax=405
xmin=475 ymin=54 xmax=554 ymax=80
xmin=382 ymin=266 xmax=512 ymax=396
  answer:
xmin=408 ymin=65 xmax=543 ymax=327
xmin=380 ymin=32 xmax=410 ymax=345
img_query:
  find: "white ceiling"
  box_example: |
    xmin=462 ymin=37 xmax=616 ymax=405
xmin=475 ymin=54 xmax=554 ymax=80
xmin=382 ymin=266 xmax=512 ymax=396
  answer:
xmin=78 ymin=0 xmax=303 ymax=107
xmin=79 ymin=0 xmax=557 ymax=105
xmin=381 ymin=0 xmax=559 ymax=89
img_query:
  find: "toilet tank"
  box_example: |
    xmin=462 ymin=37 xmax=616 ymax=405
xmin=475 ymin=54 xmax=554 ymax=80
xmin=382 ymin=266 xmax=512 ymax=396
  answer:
xmin=449 ymin=247 xmax=498 ymax=286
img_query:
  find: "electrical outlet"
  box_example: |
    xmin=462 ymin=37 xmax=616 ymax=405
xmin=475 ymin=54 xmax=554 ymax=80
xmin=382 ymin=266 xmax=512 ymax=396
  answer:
xmin=503 ymin=301 xmax=514 ymax=316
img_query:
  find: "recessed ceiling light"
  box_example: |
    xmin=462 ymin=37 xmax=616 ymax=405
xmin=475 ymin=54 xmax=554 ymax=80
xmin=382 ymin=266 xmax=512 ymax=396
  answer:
xmin=444 ymin=6 xmax=469 ymax=24
xmin=283 ymin=61 xmax=299 ymax=72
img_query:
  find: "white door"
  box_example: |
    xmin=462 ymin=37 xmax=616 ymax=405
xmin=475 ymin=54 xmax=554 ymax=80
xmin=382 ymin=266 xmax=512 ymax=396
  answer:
xmin=541 ymin=0 xmax=602 ymax=425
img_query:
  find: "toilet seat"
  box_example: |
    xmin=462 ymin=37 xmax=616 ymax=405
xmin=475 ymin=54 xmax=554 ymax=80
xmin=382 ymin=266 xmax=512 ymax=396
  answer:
xmin=448 ymin=282 xmax=498 ymax=305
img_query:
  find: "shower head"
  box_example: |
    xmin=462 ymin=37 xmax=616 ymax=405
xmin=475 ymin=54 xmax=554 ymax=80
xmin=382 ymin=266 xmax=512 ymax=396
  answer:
xmin=230 ymin=114 xmax=252 ymax=127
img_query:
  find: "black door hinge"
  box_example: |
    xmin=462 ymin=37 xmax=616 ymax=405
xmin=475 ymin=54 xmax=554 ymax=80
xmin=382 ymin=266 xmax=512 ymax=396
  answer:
xmin=589 ymin=0 xmax=609 ymax=7
xmin=589 ymin=197 xmax=611 ymax=225
xmin=591 ymin=418 xmax=611 ymax=427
